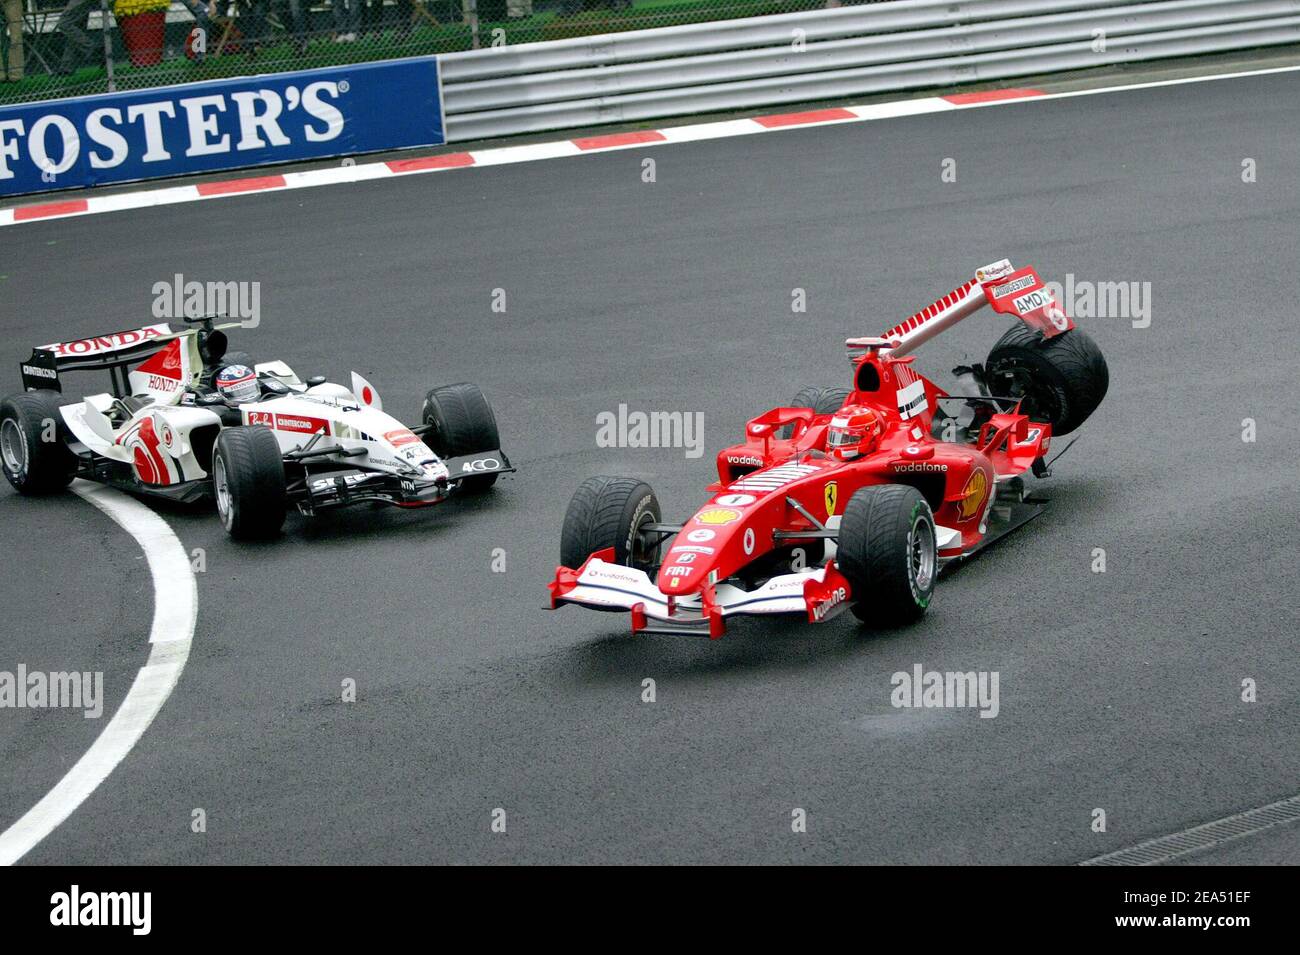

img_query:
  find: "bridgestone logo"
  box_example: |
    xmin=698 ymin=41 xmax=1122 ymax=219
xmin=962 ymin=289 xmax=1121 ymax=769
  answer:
xmin=991 ymin=274 xmax=1035 ymax=298
xmin=22 ymin=364 xmax=56 ymax=379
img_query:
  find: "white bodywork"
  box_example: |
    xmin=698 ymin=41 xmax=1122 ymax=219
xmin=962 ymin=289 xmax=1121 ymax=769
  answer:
xmin=53 ymin=329 xmax=448 ymax=491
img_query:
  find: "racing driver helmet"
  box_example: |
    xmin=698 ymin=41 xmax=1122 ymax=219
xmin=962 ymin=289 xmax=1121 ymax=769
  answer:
xmin=215 ymin=364 xmax=259 ymax=404
xmin=826 ymin=405 xmax=883 ymax=460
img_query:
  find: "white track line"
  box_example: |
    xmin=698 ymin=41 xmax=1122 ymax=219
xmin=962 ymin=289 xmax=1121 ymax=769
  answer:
xmin=0 ymin=481 xmax=196 ymax=866
xmin=3 ymin=61 xmax=1299 ymax=228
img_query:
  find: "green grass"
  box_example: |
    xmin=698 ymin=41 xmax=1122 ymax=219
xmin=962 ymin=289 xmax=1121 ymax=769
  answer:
xmin=0 ymin=0 xmax=818 ymax=106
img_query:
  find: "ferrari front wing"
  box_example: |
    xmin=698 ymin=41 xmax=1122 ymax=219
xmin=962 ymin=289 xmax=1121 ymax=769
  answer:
xmin=548 ymin=549 xmax=853 ymax=639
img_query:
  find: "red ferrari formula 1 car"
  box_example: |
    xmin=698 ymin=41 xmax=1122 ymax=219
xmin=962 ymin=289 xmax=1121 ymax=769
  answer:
xmin=548 ymin=259 xmax=1108 ymax=638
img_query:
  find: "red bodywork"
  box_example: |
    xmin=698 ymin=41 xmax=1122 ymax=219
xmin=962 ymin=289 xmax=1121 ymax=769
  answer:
xmin=550 ymin=261 xmax=1072 ymax=637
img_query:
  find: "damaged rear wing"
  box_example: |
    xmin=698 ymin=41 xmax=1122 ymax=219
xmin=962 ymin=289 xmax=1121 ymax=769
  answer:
xmin=19 ymin=323 xmax=177 ymax=394
xmin=851 ymin=260 xmax=1073 ymax=358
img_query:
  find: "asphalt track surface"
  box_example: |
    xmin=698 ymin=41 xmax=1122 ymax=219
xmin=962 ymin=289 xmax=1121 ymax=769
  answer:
xmin=1 ymin=70 xmax=1297 ymax=865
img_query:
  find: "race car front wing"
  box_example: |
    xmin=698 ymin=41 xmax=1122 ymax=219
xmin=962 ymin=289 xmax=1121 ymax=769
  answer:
xmin=293 ymin=451 xmax=515 ymax=514
xmin=548 ymin=549 xmax=853 ymax=639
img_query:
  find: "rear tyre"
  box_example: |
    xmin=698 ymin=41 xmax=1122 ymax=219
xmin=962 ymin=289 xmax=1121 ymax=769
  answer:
xmin=560 ymin=476 xmax=662 ymax=574
xmin=213 ymin=426 xmax=286 ymax=540
xmin=837 ymin=484 xmax=936 ymax=627
xmin=0 ymin=391 xmax=75 ymax=495
xmin=985 ymin=325 xmax=1108 ymax=436
xmin=422 ymin=383 xmax=502 ymax=493
xmin=222 ymin=350 xmax=255 ymax=369
xmin=779 ymin=386 xmax=851 ymax=438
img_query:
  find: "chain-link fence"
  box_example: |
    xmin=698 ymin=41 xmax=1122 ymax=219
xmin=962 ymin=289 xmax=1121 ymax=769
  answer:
xmin=1 ymin=0 xmax=891 ymax=105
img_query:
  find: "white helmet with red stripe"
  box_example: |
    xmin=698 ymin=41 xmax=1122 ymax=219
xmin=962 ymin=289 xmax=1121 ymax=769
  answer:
xmin=826 ymin=405 xmax=883 ymax=460
xmin=215 ymin=364 xmax=258 ymax=404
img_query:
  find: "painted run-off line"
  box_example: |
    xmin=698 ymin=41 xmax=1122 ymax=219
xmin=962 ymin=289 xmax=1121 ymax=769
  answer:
xmin=1080 ymin=793 xmax=1300 ymax=866
xmin=0 ymin=481 xmax=196 ymax=866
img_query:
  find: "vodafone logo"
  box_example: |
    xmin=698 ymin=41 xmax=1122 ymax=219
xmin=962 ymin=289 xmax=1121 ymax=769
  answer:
xmin=812 ymin=587 xmax=848 ymax=621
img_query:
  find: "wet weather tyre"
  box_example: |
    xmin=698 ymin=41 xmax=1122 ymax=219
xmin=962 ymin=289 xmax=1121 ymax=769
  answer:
xmin=560 ymin=476 xmax=662 ymax=574
xmin=837 ymin=484 xmax=936 ymax=627
xmin=221 ymin=351 xmax=256 ymax=371
xmin=423 ymin=383 xmax=501 ymax=493
xmin=213 ymin=426 xmax=286 ymax=540
xmin=0 ymin=391 xmax=74 ymax=495
xmin=779 ymin=386 xmax=851 ymax=438
xmin=985 ymin=326 xmax=1108 ymax=436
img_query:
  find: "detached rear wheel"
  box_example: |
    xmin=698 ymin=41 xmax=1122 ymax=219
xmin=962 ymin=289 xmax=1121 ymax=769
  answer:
xmin=423 ymin=383 xmax=502 ymax=493
xmin=560 ymin=476 xmax=662 ymax=574
xmin=0 ymin=391 xmax=74 ymax=494
xmin=837 ymin=484 xmax=936 ymax=627
xmin=213 ymin=426 xmax=286 ymax=540
xmin=985 ymin=325 xmax=1108 ymax=435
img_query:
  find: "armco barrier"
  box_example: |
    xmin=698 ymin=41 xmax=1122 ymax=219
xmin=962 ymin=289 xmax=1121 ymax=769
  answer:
xmin=439 ymin=0 xmax=1300 ymax=140
xmin=0 ymin=57 xmax=445 ymax=198
xmin=4 ymin=0 xmax=1298 ymax=196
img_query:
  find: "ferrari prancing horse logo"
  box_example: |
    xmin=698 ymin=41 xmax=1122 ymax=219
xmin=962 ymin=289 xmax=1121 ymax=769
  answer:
xmin=824 ymin=481 xmax=838 ymax=518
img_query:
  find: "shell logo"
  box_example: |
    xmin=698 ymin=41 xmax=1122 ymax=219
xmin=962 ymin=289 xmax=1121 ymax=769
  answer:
xmin=958 ymin=468 xmax=989 ymax=521
xmin=694 ymin=507 xmax=741 ymax=526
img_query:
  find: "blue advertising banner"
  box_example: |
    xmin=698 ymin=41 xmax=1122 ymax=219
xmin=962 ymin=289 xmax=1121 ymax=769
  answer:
xmin=0 ymin=57 xmax=444 ymax=197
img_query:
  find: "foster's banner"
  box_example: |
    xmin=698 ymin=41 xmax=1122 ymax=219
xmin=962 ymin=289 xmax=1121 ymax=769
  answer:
xmin=0 ymin=57 xmax=444 ymax=197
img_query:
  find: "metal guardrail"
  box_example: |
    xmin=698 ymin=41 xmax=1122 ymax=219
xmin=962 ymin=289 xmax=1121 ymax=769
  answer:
xmin=440 ymin=0 xmax=1300 ymax=140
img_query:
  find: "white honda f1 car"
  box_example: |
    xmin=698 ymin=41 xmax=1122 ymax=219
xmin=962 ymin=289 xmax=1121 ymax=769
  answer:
xmin=0 ymin=316 xmax=513 ymax=539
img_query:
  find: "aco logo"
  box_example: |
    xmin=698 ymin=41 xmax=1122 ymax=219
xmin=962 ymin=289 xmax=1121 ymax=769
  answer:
xmin=694 ymin=507 xmax=741 ymax=526
xmin=958 ymin=468 xmax=989 ymax=520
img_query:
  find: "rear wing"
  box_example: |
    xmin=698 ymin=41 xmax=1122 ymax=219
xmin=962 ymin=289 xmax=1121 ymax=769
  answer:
xmin=849 ymin=259 xmax=1073 ymax=358
xmin=20 ymin=323 xmax=177 ymax=394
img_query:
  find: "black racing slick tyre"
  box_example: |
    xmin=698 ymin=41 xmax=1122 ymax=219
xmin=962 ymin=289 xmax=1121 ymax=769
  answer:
xmin=422 ymin=383 xmax=502 ymax=493
xmin=222 ymin=351 xmax=255 ymax=369
xmin=985 ymin=325 xmax=1108 ymax=436
xmin=837 ymin=484 xmax=937 ymax=627
xmin=213 ymin=426 xmax=286 ymax=540
xmin=0 ymin=391 xmax=75 ymax=495
xmin=560 ymin=476 xmax=662 ymax=574
xmin=779 ymin=386 xmax=851 ymax=438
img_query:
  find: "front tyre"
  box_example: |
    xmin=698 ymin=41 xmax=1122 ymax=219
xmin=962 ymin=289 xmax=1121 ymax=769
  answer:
xmin=985 ymin=325 xmax=1108 ymax=436
xmin=213 ymin=426 xmax=286 ymax=540
xmin=837 ymin=484 xmax=936 ymax=627
xmin=0 ymin=391 xmax=75 ymax=495
xmin=422 ymin=383 xmax=502 ymax=493
xmin=560 ymin=476 xmax=662 ymax=574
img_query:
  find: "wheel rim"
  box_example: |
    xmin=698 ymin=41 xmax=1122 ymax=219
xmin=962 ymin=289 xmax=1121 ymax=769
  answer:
xmin=630 ymin=513 xmax=660 ymax=571
xmin=1 ymin=418 xmax=27 ymax=475
xmin=214 ymin=455 xmax=232 ymax=525
xmin=908 ymin=511 xmax=936 ymax=592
